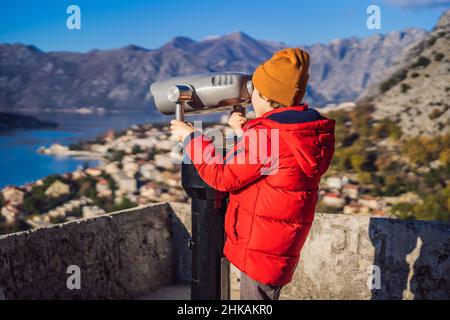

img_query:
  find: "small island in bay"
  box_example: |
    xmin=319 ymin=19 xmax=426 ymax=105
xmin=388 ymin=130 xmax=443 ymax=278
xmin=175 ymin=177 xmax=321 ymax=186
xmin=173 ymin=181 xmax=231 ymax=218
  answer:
xmin=0 ymin=112 xmax=58 ymax=132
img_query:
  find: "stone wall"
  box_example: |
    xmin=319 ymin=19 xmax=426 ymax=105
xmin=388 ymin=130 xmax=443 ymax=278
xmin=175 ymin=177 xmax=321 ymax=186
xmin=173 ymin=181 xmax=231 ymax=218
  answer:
xmin=166 ymin=203 xmax=450 ymax=299
xmin=229 ymin=214 xmax=450 ymax=300
xmin=1 ymin=202 xmax=449 ymax=300
xmin=0 ymin=203 xmax=174 ymax=300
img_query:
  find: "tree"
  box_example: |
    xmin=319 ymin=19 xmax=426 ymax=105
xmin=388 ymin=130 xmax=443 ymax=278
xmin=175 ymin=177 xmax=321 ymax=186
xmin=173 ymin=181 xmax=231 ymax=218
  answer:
xmin=374 ymin=118 xmax=402 ymax=140
xmin=109 ymin=197 xmax=137 ymax=213
xmin=392 ymin=202 xmax=415 ymax=220
xmin=111 ymin=150 xmax=126 ymax=162
xmin=439 ymin=149 xmax=450 ymax=166
xmin=132 ymin=145 xmax=143 ymax=154
xmin=392 ymin=185 xmax=450 ymax=222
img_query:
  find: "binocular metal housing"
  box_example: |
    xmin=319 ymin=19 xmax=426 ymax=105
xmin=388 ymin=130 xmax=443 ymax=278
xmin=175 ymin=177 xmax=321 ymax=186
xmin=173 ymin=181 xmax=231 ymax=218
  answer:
xmin=150 ymin=72 xmax=253 ymax=120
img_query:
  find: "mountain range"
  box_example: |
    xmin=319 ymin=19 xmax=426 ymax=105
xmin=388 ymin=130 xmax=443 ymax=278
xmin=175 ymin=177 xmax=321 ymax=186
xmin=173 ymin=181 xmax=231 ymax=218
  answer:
xmin=362 ymin=9 xmax=450 ymax=136
xmin=0 ymin=26 xmax=428 ymax=112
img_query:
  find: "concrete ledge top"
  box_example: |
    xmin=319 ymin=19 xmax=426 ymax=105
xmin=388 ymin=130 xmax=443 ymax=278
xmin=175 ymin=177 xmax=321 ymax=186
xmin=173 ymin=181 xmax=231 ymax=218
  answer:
xmin=0 ymin=202 xmax=172 ymax=240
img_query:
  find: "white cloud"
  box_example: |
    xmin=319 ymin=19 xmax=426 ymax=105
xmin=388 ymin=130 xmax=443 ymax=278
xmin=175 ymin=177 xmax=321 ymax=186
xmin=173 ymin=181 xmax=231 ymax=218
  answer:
xmin=383 ymin=0 xmax=450 ymax=8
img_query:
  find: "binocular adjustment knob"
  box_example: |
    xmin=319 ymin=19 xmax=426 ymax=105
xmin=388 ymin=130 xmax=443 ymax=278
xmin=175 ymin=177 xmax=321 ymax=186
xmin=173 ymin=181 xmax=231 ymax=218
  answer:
xmin=167 ymin=85 xmax=193 ymax=103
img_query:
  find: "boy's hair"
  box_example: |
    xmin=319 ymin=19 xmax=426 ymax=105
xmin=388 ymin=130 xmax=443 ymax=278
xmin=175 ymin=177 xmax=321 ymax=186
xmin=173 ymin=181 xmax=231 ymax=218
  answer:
xmin=258 ymin=91 xmax=288 ymax=109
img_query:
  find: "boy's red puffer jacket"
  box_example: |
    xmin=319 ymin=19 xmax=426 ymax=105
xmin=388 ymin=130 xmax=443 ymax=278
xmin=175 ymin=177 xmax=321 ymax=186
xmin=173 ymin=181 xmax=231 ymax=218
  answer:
xmin=184 ymin=105 xmax=335 ymax=286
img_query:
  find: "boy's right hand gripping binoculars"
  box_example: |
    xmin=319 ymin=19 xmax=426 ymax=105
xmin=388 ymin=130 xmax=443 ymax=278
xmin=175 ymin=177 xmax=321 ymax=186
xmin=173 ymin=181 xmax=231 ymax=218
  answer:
xmin=150 ymin=73 xmax=254 ymax=121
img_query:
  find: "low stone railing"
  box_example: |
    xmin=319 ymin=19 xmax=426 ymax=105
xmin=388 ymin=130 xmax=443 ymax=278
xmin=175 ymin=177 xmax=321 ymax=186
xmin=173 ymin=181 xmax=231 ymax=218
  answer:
xmin=280 ymin=213 xmax=450 ymax=299
xmin=0 ymin=203 xmax=174 ymax=299
xmin=1 ymin=202 xmax=449 ymax=299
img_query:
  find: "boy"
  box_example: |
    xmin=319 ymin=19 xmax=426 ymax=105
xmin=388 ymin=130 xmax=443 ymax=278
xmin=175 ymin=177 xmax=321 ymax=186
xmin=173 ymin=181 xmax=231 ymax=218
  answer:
xmin=170 ymin=48 xmax=335 ymax=300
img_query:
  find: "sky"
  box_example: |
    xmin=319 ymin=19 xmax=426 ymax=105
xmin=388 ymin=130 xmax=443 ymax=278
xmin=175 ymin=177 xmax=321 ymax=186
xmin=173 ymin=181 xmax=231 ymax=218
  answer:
xmin=0 ymin=0 xmax=449 ymax=52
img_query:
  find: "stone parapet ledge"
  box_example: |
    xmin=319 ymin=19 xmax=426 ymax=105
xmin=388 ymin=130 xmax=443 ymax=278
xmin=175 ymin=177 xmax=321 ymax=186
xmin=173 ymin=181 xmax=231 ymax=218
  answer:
xmin=0 ymin=203 xmax=174 ymax=300
xmin=231 ymin=213 xmax=450 ymax=300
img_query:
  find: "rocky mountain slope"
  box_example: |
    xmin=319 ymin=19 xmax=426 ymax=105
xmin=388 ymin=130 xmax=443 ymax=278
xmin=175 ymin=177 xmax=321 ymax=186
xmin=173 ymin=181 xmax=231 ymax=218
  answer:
xmin=362 ymin=9 xmax=450 ymax=136
xmin=0 ymin=29 xmax=426 ymax=112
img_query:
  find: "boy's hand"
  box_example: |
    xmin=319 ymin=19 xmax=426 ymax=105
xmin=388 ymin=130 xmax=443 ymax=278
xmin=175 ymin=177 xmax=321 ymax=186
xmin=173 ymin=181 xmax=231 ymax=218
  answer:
xmin=170 ymin=120 xmax=195 ymax=142
xmin=228 ymin=112 xmax=247 ymax=136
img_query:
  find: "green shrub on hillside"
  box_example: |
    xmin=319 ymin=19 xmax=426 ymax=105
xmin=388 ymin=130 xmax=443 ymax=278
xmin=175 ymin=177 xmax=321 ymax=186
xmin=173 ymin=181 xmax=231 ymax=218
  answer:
xmin=22 ymin=175 xmax=75 ymax=216
xmin=429 ymin=108 xmax=443 ymax=119
xmin=110 ymin=150 xmax=126 ymax=162
xmin=379 ymin=70 xmax=408 ymax=93
xmin=434 ymin=52 xmax=444 ymax=62
xmin=132 ymin=145 xmax=143 ymax=154
xmin=373 ymin=118 xmax=402 ymax=140
xmin=0 ymin=222 xmax=20 ymax=235
xmin=393 ymin=185 xmax=450 ymax=222
xmin=411 ymin=56 xmax=431 ymax=69
xmin=401 ymin=83 xmax=411 ymax=93
xmin=402 ymin=135 xmax=450 ymax=166
xmin=108 ymin=197 xmax=137 ymax=213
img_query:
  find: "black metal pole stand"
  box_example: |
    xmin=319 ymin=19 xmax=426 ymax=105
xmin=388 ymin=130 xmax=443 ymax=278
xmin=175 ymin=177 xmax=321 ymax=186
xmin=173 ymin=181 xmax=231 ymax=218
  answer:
xmin=181 ymin=162 xmax=230 ymax=300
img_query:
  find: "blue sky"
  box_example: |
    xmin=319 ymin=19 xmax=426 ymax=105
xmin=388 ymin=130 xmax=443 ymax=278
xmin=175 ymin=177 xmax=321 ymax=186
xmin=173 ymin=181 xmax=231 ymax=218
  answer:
xmin=0 ymin=0 xmax=448 ymax=52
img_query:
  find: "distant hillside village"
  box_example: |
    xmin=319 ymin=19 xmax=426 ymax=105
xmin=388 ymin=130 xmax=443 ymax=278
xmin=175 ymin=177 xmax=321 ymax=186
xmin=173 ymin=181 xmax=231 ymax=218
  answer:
xmin=0 ymin=122 xmax=376 ymax=235
xmin=3 ymin=101 xmax=448 ymax=235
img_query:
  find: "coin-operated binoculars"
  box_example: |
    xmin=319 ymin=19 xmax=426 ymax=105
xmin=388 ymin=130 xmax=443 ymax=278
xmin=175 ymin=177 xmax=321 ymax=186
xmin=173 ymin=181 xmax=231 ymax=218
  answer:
xmin=150 ymin=73 xmax=253 ymax=300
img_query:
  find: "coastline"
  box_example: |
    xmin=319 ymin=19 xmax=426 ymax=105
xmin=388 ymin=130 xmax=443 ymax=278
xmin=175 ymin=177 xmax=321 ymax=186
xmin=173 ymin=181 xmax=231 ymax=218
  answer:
xmin=0 ymin=121 xmax=188 ymax=234
xmin=0 ymin=112 xmax=58 ymax=132
xmin=0 ymin=111 xmax=168 ymax=189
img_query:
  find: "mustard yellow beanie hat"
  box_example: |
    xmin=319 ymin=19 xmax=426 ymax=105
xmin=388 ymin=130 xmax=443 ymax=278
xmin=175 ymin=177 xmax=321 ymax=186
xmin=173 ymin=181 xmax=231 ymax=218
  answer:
xmin=252 ymin=48 xmax=310 ymax=106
